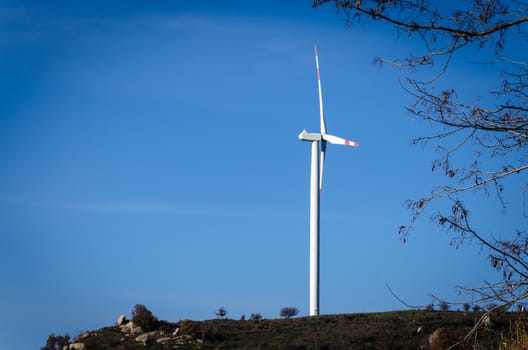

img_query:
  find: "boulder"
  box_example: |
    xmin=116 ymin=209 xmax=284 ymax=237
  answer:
xmin=157 ymin=337 xmax=171 ymax=343
xmin=428 ymin=328 xmax=448 ymax=350
xmin=66 ymin=343 xmax=85 ymax=350
xmin=482 ymin=314 xmax=492 ymax=328
xmin=136 ymin=331 xmax=158 ymax=344
xmin=135 ymin=333 xmax=150 ymax=343
xmin=73 ymin=332 xmax=90 ymax=342
xmin=121 ymin=321 xmax=142 ymax=334
xmin=117 ymin=314 xmax=127 ymax=326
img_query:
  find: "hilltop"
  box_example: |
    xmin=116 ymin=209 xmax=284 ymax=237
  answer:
xmin=43 ymin=309 xmax=528 ymax=349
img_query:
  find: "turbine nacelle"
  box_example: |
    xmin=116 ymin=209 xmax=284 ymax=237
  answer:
xmin=298 ymin=129 xmax=321 ymax=142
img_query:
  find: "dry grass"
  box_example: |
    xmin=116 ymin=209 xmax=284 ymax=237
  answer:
xmin=501 ymin=320 xmax=528 ymax=350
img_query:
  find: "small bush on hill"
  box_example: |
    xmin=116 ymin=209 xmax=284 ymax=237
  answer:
xmin=440 ymin=301 xmax=450 ymax=311
xmin=280 ymin=307 xmax=299 ymax=319
xmin=215 ymin=307 xmax=227 ymax=319
xmin=41 ymin=333 xmax=70 ymax=350
xmin=178 ymin=319 xmax=201 ymax=338
xmin=250 ymin=313 xmax=262 ymax=320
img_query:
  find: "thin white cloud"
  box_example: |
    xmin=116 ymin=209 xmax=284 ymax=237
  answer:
xmin=0 ymin=196 xmax=302 ymax=221
xmin=0 ymin=196 xmax=210 ymax=215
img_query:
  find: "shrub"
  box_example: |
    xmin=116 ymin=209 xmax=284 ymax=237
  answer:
xmin=250 ymin=313 xmax=262 ymax=320
xmin=202 ymin=325 xmax=224 ymax=343
xmin=178 ymin=320 xmax=201 ymax=338
xmin=439 ymin=301 xmax=450 ymax=311
xmin=41 ymin=333 xmax=70 ymax=350
xmin=463 ymin=303 xmax=471 ymax=312
xmin=131 ymin=304 xmax=158 ymax=331
xmin=425 ymin=303 xmax=435 ymax=311
xmin=280 ymin=307 xmax=299 ymax=319
xmin=215 ymin=307 xmax=227 ymax=319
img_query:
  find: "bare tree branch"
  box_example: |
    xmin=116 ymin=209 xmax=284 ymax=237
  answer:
xmin=314 ymin=0 xmax=528 ymax=339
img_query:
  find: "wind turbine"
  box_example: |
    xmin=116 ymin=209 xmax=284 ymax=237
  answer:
xmin=298 ymin=45 xmax=359 ymax=316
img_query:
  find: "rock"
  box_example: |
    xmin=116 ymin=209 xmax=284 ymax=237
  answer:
xmin=121 ymin=321 xmax=142 ymax=334
xmin=135 ymin=331 xmax=158 ymax=343
xmin=428 ymin=328 xmax=448 ymax=350
xmin=173 ymin=335 xmax=193 ymax=346
xmin=135 ymin=333 xmax=150 ymax=343
xmin=66 ymin=343 xmax=85 ymax=350
xmin=117 ymin=314 xmax=127 ymax=326
xmin=482 ymin=314 xmax=492 ymax=328
xmin=73 ymin=332 xmax=90 ymax=342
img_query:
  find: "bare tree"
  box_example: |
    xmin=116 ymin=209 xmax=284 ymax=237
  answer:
xmin=313 ymin=0 xmax=528 ymax=317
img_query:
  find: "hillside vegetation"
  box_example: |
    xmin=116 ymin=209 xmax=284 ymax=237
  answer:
xmin=46 ymin=310 xmax=528 ymax=349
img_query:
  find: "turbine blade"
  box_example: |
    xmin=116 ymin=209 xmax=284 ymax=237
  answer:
xmin=323 ymin=134 xmax=359 ymax=147
xmin=319 ymin=140 xmax=326 ymax=192
xmin=314 ymin=45 xmax=327 ymax=135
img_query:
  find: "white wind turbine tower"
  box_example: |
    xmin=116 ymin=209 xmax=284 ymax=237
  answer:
xmin=299 ymin=45 xmax=359 ymax=316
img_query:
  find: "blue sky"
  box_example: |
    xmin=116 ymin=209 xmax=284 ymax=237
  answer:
xmin=1 ymin=1 xmax=525 ymax=349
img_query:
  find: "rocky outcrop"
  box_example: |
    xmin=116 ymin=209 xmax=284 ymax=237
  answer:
xmin=63 ymin=343 xmax=85 ymax=350
xmin=75 ymin=332 xmax=90 ymax=340
xmin=157 ymin=337 xmax=172 ymax=343
xmin=120 ymin=320 xmax=142 ymax=334
xmin=117 ymin=314 xmax=127 ymax=326
xmin=135 ymin=331 xmax=158 ymax=344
